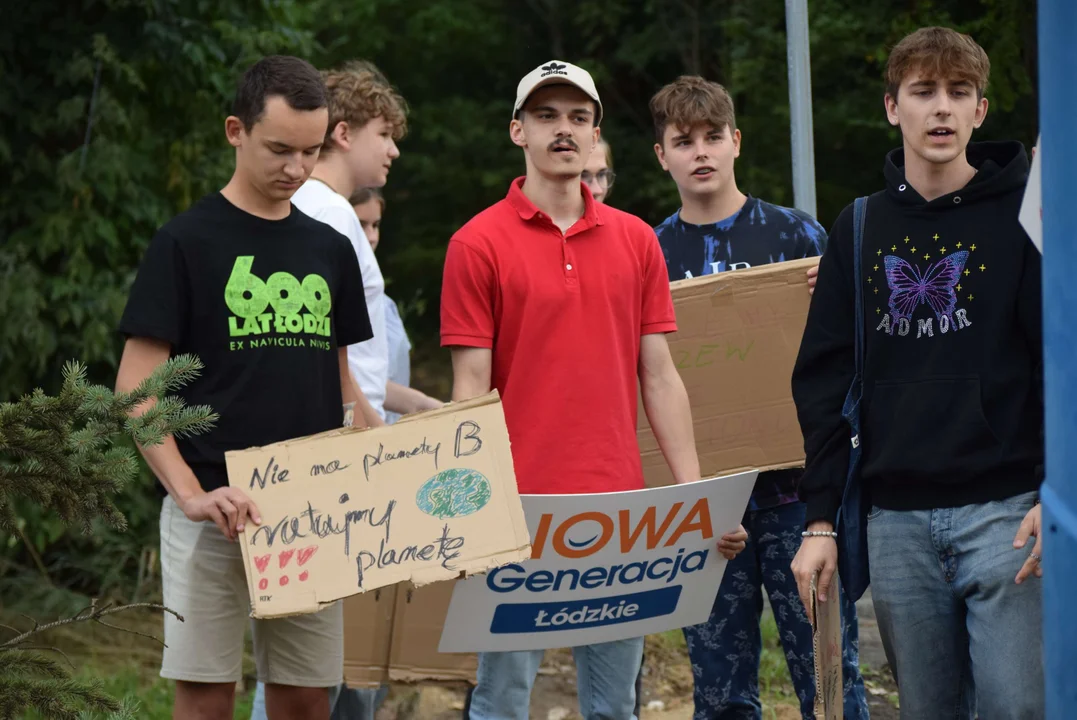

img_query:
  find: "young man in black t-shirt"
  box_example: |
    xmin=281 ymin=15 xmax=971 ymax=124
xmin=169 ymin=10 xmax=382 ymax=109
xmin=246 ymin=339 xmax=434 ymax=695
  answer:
xmin=115 ymin=56 xmax=380 ymax=720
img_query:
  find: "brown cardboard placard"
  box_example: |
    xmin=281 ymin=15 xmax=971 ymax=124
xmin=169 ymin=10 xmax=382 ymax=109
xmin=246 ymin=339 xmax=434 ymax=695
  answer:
xmin=342 ymin=583 xmax=397 ymax=687
xmin=225 ymin=392 xmax=532 ymax=619
xmin=343 ymin=579 xmax=476 ymax=688
xmin=811 ymin=572 xmax=843 ymax=720
xmin=638 ymin=257 xmax=818 ymax=487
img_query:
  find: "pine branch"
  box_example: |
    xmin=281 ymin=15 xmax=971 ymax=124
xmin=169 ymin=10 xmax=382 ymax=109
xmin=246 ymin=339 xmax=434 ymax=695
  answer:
xmin=0 ymin=355 xmax=215 ymax=533
xmin=0 ymin=355 xmax=213 ymax=718
xmin=0 ymin=676 xmax=119 ymax=720
xmin=20 ymin=643 xmax=76 ymax=664
xmin=159 ymin=403 xmax=220 ymax=439
xmin=80 ymin=695 xmax=142 ymax=720
xmin=0 ymin=648 xmax=68 ymax=678
xmin=0 ymin=601 xmax=183 ymax=651
xmin=150 ymin=353 xmax=206 ymax=394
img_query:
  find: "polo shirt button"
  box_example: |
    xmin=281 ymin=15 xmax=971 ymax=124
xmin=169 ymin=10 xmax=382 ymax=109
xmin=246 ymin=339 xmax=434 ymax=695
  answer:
xmin=566 ymin=264 xmax=573 ymax=270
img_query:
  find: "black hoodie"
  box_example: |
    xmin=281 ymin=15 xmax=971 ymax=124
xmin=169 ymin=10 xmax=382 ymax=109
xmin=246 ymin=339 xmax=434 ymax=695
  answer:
xmin=793 ymin=141 xmax=1043 ymax=525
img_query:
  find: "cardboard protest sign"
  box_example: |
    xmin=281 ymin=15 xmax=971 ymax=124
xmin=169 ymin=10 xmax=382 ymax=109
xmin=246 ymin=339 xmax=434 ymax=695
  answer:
xmin=343 ymin=579 xmax=476 ymax=688
xmin=224 ymin=392 xmax=531 ymax=619
xmin=438 ymin=471 xmax=757 ymax=652
xmin=638 ymin=258 xmax=817 ymax=488
xmin=811 ymin=573 xmax=843 ymax=720
xmin=1019 ymin=135 xmax=1042 ymax=253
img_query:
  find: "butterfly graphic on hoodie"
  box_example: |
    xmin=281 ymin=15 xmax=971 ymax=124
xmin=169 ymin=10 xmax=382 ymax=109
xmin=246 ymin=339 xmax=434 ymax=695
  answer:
xmin=883 ymin=250 xmax=970 ymax=321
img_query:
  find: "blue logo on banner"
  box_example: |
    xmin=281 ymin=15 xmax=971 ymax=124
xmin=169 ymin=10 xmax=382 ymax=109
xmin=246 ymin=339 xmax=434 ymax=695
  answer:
xmin=489 ymin=586 xmax=683 ymax=634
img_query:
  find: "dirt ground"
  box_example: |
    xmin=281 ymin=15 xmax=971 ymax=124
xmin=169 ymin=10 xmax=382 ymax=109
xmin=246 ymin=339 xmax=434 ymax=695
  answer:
xmin=369 ymin=593 xmax=900 ymax=720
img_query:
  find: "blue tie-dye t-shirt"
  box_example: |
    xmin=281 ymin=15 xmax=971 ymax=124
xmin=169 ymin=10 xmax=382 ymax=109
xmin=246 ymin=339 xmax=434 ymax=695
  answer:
xmin=654 ymin=196 xmax=826 ymax=511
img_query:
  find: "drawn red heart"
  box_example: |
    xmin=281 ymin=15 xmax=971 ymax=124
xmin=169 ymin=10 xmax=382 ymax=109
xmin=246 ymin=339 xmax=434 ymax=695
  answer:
xmin=258 ymin=578 xmax=268 ymax=591
xmin=254 ymin=554 xmax=271 ymax=574
xmin=299 ymin=571 xmax=309 ymax=582
xmin=297 ymin=546 xmax=318 ymax=566
xmin=279 ymin=575 xmax=290 ymax=586
xmin=279 ymin=549 xmax=296 ymax=569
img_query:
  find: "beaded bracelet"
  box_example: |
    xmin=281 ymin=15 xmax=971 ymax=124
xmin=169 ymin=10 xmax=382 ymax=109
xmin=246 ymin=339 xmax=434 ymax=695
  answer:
xmin=801 ymin=530 xmax=838 ymax=538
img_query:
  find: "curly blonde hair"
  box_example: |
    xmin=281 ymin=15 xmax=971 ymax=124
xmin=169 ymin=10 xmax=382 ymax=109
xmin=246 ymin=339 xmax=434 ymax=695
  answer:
xmin=322 ymin=60 xmax=408 ymax=151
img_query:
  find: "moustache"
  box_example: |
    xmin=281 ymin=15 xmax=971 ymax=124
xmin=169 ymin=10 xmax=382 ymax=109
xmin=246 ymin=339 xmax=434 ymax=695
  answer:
xmin=548 ymin=139 xmax=580 ymax=152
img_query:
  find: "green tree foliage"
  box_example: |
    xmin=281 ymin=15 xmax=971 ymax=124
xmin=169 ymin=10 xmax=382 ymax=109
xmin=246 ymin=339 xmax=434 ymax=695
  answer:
xmin=0 ymin=356 xmax=216 ymax=533
xmin=0 ymin=0 xmax=1038 ymax=602
xmin=0 ymin=0 xmax=322 ymax=401
xmin=0 ymin=355 xmax=214 ymax=719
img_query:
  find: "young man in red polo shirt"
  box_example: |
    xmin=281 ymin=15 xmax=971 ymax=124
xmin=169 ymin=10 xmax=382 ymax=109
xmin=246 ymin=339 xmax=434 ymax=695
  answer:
xmin=441 ymin=60 xmax=748 ymax=720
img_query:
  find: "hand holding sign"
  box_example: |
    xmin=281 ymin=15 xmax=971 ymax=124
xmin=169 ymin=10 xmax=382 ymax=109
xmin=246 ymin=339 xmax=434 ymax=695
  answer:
xmin=717 ymin=524 xmax=748 ymax=560
xmin=225 ymin=392 xmax=531 ymax=619
xmin=181 ymin=486 xmax=262 ymax=541
xmin=791 ymin=523 xmax=838 ymax=623
xmin=810 ymin=570 xmax=843 ymax=720
xmin=807 ymin=264 xmax=820 ymax=295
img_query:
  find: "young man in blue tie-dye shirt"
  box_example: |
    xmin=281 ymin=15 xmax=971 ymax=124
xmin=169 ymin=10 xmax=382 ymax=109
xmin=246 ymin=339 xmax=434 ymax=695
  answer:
xmin=649 ymin=76 xmax=868 ymax=720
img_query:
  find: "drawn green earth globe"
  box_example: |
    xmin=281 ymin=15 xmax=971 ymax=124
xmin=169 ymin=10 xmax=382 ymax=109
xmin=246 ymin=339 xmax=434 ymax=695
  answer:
xmin=416 ymin=468 xmax=492 ymax=519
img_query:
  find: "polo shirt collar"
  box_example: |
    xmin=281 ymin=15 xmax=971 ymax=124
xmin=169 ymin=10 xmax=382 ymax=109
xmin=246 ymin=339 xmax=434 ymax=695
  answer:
xmin=506 ymin=176 xmax=604 ymax=232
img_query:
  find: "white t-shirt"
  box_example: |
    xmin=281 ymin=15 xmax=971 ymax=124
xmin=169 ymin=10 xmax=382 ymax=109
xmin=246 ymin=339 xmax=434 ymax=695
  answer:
xmin=383 ymin=296 xmax=412 ymax=425
xmin=292 ymin=179 xmax=388 ymax=419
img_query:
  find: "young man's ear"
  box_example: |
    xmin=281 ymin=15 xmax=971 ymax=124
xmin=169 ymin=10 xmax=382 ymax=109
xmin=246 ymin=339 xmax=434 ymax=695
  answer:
xmin=224 ymin=116 xmax=246 ymax=147
xmin=884 ymin=93 xmax=900 ymax=127
xmin=973 ymin=96 xmax=990 ymax=128
xmin=330 ymin=120 xmax=351 ymax=151
xmin=653 ymin=142 xmax=669 ymax=172
xmin=509 ymin=117 xmax=527 ymax=149
xmin=733 ymin=128 xmax=742 ymax=159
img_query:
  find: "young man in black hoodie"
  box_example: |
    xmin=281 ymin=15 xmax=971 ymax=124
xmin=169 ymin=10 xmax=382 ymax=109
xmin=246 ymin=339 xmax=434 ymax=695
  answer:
xmin=790 ymin=27 xmax=1044 ymax=719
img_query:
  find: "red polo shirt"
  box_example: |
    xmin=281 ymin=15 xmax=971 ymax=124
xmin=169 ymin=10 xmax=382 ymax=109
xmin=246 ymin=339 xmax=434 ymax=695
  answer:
xmin=441 ymin=177 xmax=677 ymax=495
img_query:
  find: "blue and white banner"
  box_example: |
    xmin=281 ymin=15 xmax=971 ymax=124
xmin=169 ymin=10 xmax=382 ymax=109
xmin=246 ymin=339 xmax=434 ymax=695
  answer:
xmin=438 ymin=471 xmax=757 ymax=651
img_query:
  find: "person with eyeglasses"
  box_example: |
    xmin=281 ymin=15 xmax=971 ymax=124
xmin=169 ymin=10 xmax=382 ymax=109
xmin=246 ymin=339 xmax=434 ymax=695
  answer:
xmin=582 ymin=138 xmax=615 ymax=203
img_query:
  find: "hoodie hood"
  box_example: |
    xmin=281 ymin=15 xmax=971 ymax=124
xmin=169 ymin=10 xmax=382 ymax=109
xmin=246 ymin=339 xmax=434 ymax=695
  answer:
xmin=884 ymin=140 xmax=1030 ymax=207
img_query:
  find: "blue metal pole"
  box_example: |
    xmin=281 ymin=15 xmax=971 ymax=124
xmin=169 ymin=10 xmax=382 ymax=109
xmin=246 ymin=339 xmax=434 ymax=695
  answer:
xmin=1038 ymin=1 xmax=1077 ymax=717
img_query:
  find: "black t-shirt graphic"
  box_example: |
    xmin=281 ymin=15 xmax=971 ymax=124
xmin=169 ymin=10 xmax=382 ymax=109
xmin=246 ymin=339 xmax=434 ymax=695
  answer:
xmin=119 ymin=192 xmax=373 ymax=492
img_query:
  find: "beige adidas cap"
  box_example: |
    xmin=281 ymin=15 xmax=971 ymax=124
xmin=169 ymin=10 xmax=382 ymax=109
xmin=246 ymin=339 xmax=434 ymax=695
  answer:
xmin=513 ymin=60 xmax=603 ymax=126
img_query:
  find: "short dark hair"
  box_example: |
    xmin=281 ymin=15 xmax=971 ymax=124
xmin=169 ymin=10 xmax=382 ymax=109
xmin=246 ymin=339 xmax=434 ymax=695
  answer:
xmin=232 ymin=55 xmax=327 ymax=130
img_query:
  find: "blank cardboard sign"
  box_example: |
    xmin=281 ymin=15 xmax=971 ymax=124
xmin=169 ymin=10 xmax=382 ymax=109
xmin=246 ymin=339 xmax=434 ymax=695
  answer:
xmin=638 ymin=258 xmax=817 ymax=487
xmin=343 ymin=579 xmax=476 ymax=688
xmin=225 ymin=392 xmax=532 ymax=619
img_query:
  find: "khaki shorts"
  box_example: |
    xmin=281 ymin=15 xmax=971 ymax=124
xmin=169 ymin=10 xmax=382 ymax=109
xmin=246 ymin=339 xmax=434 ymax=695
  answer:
xmin=159 ymin=496 xmax=343 ymax=686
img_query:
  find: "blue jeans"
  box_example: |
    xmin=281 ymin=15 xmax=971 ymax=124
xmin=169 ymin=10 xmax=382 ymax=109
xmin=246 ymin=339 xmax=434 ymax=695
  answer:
xmin=469 ymin=638 xmax=644 ymax=720
xmin=867 ymin=491 xmax=1045 ymax=720
xmin=250 ymin=682 xmax=385 ymax=719
xmin=683 ymin=502 xmax=868 ymax=720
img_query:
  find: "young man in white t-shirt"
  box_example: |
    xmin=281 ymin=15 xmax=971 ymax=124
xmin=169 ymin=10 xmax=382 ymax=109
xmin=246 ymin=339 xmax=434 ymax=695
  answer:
xmin=290 ymin=60 xmax=408 ymax=422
